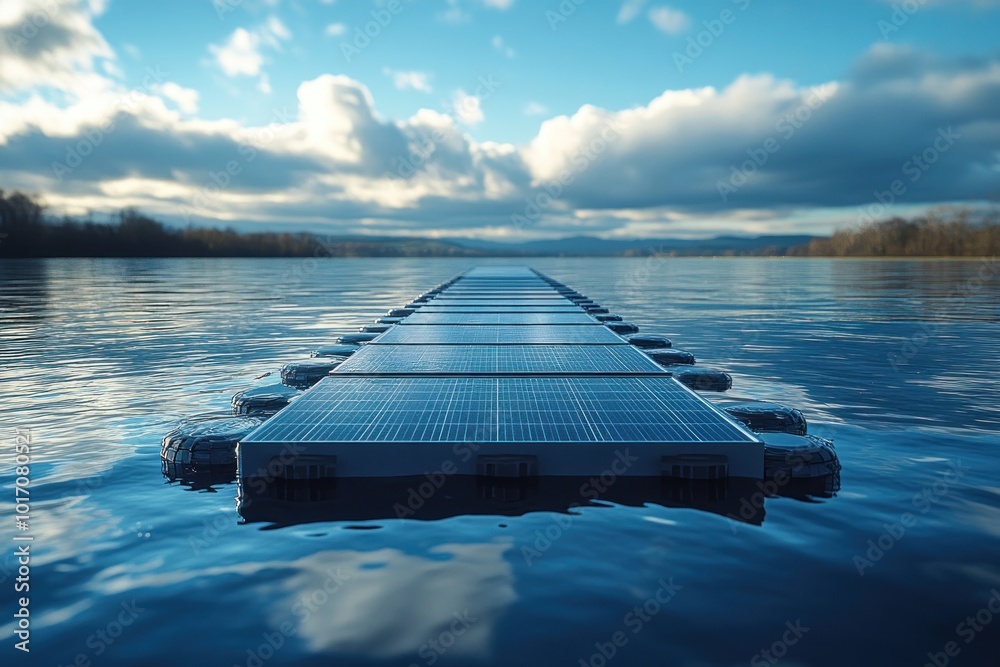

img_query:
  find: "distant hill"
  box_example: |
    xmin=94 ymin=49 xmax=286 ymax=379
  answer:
xmin=443 ymin=234 xmax=818 ymax=257
xmin=3 ymin=190 xmax=994 ymax=258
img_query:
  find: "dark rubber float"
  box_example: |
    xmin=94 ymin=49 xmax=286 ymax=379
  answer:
xmin=605 ymin=321 xmax=639 ymax=335
xmin=336 ymin=332 xmax=380 ymax=344
xmin=161 ymin=415 xmax=265 ymax=467
xmin=231 ymin=383 xmax=301 ymax=416
xmin=761 ymin=433 xmax=841 ymax=479
xmin=311 ymin=344 xmax=359 ymax=358
xmin=627 ymin=334 xmax=671 ymax=349
xmin=647 ymin=349 xmax=696 ymax=365
xmin=723 ymin=403 xmax=808 ymax=436
xmin=671 ymin=367 xmax=732 ymax=392
xmin=280 ymin=359 xmax=343 ymax=388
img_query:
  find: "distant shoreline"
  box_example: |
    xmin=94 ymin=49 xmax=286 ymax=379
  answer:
xmin=2 ymin=190 xmax=996 ymax=259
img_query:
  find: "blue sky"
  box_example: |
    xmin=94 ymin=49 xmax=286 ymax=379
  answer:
xmin=1 ymin=0 xmax=999 ymax=239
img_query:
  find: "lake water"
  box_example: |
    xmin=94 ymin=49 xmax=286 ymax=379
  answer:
xmin=1 ymin=257 xmax=998 ymax=666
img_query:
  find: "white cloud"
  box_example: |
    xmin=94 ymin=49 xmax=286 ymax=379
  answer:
xmin=3 ymin=25 xmax=1000 ymax=241
xmin=617 ymin=0 xmax=646 ymax=24
xmin=0 ymin=0 xmax=114 ymax=95
xmin=210 ymin=28 xmax=263 ymax=77
xmin=324 ymin=22 xmax=346 ymax=37
xmin=382 ymin=68 xmax=432 ymax=93
xmin=523 ymin=101 xmax=548 ymax=116
xmin=648 ymin=6 xmax=690 ymax=35
xmin=492 ymin=35 xmax=515 ymax=58
xmin=483 ymin=0 xmax=515 ymax=8
xmin=208 ymin=17 xmax=290 ymax=78
xmin=155 ymin=82 xmax=199 ymax=114
xmin=452 ymin=89 xmax=485 ymax=125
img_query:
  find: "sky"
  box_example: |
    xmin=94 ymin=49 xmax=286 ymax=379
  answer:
xmin=0 ymin=0 xmax=998 ymax=240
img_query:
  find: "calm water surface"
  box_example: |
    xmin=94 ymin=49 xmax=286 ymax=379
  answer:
xmin=1 ymin=257 xmax=998 ymax=666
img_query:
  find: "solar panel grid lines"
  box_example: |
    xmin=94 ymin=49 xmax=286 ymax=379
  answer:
xmin=237 ymin=266 xmax=765 ymax=479
xmin=243 ymin=376 xmax=756 ymax=445
xmin=400 ymin=312 xmax=599 ymax=325
xmin=373 ymin=324 xmax=627 ymax=345
xmin=417 ymin=307 xmax=584 ymax=312
xmin=334 ymin=344 xmax=665 ymax=374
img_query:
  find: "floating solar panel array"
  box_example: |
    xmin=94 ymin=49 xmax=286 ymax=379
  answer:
xmin=238 ymin=266 xmax=764 ymax=480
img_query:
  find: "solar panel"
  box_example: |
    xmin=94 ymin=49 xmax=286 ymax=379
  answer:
xmin=335 ymin=344 xmax=666 ymax=374
xmin=437 ymin=291 xmax=561 ymax=297
xmin=400 ymin=312 xmax=597 ymax=325
xmin=461 ymin=267 xmax=539 ymax=278
xmin=372 ymin=324 xmax=627 ymax=345
xmin=431 ymin=295 xmax=569 ymax=301
xmin=417 ymin=305 xmax=583 ymax=312
xmin=243 ymin=376 xmax=756 ymax=444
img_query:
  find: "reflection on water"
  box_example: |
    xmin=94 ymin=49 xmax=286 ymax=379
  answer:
xmin=231 ymin=476 xmax=842 ymax=528
xmin=279 ymin=542 xmax=516 ymax=660
xmin=1 ymin=257 xmax=998 ymax=666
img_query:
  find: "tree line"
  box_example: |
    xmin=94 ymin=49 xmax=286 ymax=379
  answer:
xmin=1 ymin=189 xmax=996 ymax=258
xmin=793 ymin=210 xmax=999 ymax=257
xmin=0 ymin=190 xmax=490 ymax=258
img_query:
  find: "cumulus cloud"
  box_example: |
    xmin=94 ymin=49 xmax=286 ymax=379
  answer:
xmin=0 ymin=0 xmax=113 ymax=94
xmin=523 ymin=43 xmax=1000 ymax=220
xmin=155 ymin=82 xmax=199 ymax=114
xmin=451 ymin=90 xmax=485 ymax=125
xmin=1 ymin=13 xmax=999 ymax=241
xmin=209 ymin=17 xmax=290 ymax=78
